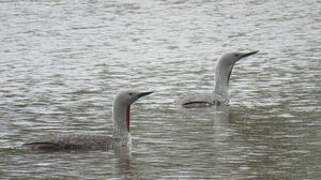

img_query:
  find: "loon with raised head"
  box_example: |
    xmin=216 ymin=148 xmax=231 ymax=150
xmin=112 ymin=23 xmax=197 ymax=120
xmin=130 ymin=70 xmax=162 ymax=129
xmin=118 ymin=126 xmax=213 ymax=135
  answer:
xmin=176 ymin=51 xmax=259 ymax=108
xmin=22 ymin=90 xmax=153 ymax=151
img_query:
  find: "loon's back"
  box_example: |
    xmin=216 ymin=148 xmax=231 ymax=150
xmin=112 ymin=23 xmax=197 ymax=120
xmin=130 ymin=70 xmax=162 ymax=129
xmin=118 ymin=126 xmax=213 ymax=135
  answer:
xmin=22 ymin=134 xmax=112 ymax=151
xmin=176 ymin=92 xmax=227 ymax=108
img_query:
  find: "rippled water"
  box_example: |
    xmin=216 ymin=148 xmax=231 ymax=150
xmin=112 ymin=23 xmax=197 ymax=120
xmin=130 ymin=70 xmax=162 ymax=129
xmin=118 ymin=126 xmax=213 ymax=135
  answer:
xmin=1 ymin=0 xmax=320 ymax=179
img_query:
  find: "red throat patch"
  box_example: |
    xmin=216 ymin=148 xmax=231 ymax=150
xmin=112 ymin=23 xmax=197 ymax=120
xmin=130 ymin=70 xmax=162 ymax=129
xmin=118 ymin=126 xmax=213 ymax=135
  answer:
xmin=227 ymin=65 xmax=233 ymax=84
xmin=126 ymin=106 xmax=130 ymax=132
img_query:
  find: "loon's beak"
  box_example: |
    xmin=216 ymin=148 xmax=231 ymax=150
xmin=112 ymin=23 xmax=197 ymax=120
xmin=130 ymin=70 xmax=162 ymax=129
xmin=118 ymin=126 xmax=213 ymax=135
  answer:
xmin=240 ymin=50 xmax=259 ymax=59
xmin=137 ymin=91 xmax=153 ymax=99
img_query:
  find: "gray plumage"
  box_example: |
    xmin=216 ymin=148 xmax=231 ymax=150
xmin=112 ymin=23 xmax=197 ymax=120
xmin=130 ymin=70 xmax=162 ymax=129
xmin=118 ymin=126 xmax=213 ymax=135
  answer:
xmin=176 ymin=51 xmax=259 ymax=108
xmin=176 ymin=92 xmax=227 ymax=108
xmin=22 ymin=90 xmax=153 ymax=151
xmin=23 ymin=134 xmax=113 ymax=151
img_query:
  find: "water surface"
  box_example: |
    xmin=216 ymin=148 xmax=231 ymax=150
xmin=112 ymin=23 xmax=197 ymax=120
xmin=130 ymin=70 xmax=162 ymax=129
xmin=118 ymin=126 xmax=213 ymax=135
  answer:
xmin=0 ymin=0 xmax=320 ymax=179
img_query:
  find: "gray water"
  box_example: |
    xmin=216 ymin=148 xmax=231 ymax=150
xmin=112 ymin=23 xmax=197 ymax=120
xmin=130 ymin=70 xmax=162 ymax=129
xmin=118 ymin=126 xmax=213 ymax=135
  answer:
xmin=1 ymin=0 xmax=320 ymax=179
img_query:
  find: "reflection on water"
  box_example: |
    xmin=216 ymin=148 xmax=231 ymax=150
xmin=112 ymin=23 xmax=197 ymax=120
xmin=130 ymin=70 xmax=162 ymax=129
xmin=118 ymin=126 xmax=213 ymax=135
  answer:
xmin=1 ymin=147 xmax=135 ymax=179
xmin=1 ymin=0 xmax=321 ymax=179
xmin=113 ymin=148 xmax=134 ymax=179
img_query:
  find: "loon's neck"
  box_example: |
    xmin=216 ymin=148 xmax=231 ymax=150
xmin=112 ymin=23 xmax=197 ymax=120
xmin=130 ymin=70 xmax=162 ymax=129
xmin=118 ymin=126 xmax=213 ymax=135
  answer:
xmin=214 ymin=63 xmax=233 ymax=99
xmin=112 ymin=101 xmax=130 ymax=144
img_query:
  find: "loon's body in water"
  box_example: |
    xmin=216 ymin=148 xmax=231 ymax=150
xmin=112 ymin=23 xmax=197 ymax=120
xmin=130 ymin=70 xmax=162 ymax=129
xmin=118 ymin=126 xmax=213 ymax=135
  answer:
xmin=176 ymin=51 xmax=259 ymax=108
xmin=22 ymin=90 xmax=153 ymax=151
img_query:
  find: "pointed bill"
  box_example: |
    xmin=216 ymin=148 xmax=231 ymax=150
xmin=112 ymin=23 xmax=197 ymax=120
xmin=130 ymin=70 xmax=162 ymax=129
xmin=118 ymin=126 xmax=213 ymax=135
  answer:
xmin=240 ymin=50 xmax=259 ymax=59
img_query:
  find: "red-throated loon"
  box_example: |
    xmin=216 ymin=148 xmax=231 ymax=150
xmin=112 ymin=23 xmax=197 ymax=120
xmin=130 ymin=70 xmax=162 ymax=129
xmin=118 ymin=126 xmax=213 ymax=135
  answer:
xmin=22 ymin=90 xmax=153 ymax=151
xmin=176 ymin=51 xmax=259 ymax=108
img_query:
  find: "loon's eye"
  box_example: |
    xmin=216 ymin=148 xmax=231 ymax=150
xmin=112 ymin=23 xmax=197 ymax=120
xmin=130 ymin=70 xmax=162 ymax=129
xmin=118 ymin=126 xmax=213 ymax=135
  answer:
xmin=235 ymin=54 xmax=240 ymax=57
xmin=128 ymin=92 xmax=133 ymax=96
